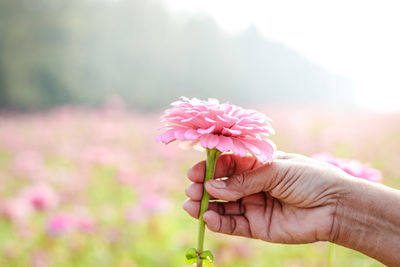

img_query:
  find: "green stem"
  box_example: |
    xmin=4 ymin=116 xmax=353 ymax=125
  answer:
xmin=327 ymin=242 xmax=335 ymax=267
xmin=197 ymin=148 xmax=221 ymax=267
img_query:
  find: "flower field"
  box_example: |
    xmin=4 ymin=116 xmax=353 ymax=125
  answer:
xmin=0 ymin=103 xmax=399 ymax=267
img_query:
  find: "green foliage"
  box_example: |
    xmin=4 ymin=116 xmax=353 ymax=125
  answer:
xmin=0 ymin=0 xmax=354 ymax=110
xmin=185 ymin=248 xmax=198 ymax=265
xmin=184 ymin=248 xmax=214 ymax=266
xmin=200 ymin=250 xmax=214 ymax=266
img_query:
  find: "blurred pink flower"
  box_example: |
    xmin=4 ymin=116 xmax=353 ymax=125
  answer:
xmin=29 ymin=250 xmax=50 ymax=267
xmin=157 ymin=97 xmax=276 ymax=163
xmin=46 ymin=210 xmax=96 ymax=236
xmin=140 ymin=193 xmax=171 ymax=212
xmin=46 ymin=213 xmax=76 ymax=236
xmin=0 ymin=198 xmax=32 ymax=221
xmin=312 ymin=152 xmax=382 ymax=182
xmin=20 ymin=183 xmax=59 ymax=211
xmin=127 ymin=193 xmax=171 ymax=222
xmin=76 ymin=214 xmax=96 ymax=233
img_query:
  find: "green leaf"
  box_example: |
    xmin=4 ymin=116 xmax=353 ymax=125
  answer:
xmin=200 ymin=250 xmax=214 ymax=266
xmin=200 ymin=250 xmax=214 ymax=261
xmin=185 ymin=248 xmax=198 ymax=265
xmin=203 ymin=258 xmax=213 ymax=267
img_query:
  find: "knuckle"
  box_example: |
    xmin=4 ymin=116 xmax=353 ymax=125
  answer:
xmin=232 ymin=172 xmax=246 ymax=187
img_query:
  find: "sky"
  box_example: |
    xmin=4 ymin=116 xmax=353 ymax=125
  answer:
xmin=163 ymin=0 xmax=400 ymax=112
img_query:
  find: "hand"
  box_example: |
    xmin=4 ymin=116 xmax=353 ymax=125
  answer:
xmin=183 ymin=151 xmax=349 ymax=244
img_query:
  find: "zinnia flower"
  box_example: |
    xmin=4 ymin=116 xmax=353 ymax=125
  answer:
xmin=157 ymin=97 xmax=276 ymax=163
xmin=0 ymin=197 xmax=32 ymax=221
xmin=20 ymin=183 xmax=59 ymax=211
xmin=312 ymin=152 xmax=382 ymax=182
xmin=127 ymin=193 xmax=171 ymax=222
xmin=46 ymin=211 xmax=96 ymax=236
xmin=46 ymin=213 xmax=76 ymax=236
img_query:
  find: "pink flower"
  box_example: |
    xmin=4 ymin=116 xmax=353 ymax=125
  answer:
xmin=140 ymin=193 xmax=171 ymax=213
xmin=126 ymin=193 xmax=171 ymax=222
xmin=46 ymin=210 xmax=97 ymax=236
xmin=46 ymin=213 xmax=76 ymax=236
xmin=20 ymin=183 xmax=59 ymax=211
xmin=76 ymin=214 xmax=96 ymax=233
xmin=157 ymin=97 xmax=276 ymax=163
xmin=29 ymin=250 xmax=50 ymax=267
xmin=0 ymin=198 xmax=33 ymax=221
xmin=312 ymin=152 xmax=382 ymax=182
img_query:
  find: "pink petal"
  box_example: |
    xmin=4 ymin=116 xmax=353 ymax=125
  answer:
xmin=216 ymin=115 xmax=229 ymax=123
xmin=174 ymin=129 xmax=187 ymax=140
xmin=157 ymin=129 xmax=176 ymax=143
xmin=231 ymin=139 xmax=248 ymax=157
xmin=241 ymin=139 xmax=275 ymax=163
xmin=204 ymin=117 xmax=217 ymax=123
xmin=184 ymin=129 xmax=201 ymax=140
xmin=216 ymin=136 xmax=233 ymax=152
xmin=181 ymin=117 xmax=194 ymax=123
xmin=221 ymin=128 xmax=241 ymax=136
xmin=200 ymin=134 xmax=219 ymax=149
xmin=197 ymin=125 xmax=216 ymax=134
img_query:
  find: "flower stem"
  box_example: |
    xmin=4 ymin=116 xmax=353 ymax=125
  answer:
xmin=197 ymin=148 xmax=221 ymax=267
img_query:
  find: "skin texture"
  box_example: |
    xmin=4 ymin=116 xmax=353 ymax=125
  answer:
xmin=183 ymin=151 xmax=400 ymax=266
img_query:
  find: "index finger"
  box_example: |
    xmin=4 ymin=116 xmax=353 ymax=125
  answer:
xmin=187 ymin=154 xmax=263 ymax=183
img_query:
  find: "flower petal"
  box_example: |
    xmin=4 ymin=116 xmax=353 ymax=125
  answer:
xmin=221 ymin=127 xmax=241 ymax=136
xmin=197 ymin=125 xmax=216 ymax=134
xmin=216 ymin=136 xmax=233 ymax=152
xmin=174 ymin=129 xmax=187 ymax=140
xmin=231 ymin=138 xmax=248 ymax=157
xmin=241 ymin=138 xmax=275 ymax=163
xmin=157 ymin=129 xmax=176 ymax=143
xmin=204 ymin=117 xmax=217 ymax=123
xmin=200 ymin=134 xmax=219 ymax=149
xmin=184 ymin=129 xmax=201 ymax=140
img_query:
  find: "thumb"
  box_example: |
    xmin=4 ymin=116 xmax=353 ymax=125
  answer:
xmin=205 ymin=161 xmax=285 ymax=201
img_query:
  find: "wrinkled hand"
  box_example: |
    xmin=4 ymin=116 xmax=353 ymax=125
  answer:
xmin=183 ymin=151 xmax=348 ymax=244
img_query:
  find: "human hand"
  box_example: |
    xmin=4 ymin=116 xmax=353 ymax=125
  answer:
xmin=183 ymin=151 xmax=350 ymax=244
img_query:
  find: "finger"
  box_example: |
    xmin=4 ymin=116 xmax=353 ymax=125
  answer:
xmin=274 ymin=151 xmax=309 ymax=161
xmin=185 ymin=183 xmax=216 ymax=201
xmin=203 ymin=210 xmax=251 ymax=238
xmin=273 ymin=151 xmax=290 ymax=160
xmin=205 ymin=160 xmax=286 ymax=201
xmin=187 ymin=154 xmax=263 ymax=183
xmin=182 ymin=199 xmax=244 ymax=218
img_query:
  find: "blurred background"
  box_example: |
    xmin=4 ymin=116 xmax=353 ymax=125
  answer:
xmin=0 ymin=0 xmax=399 ymax=266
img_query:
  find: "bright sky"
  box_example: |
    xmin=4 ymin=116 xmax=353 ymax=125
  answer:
xmin=163 ymin=0 xmax=400 ymax=112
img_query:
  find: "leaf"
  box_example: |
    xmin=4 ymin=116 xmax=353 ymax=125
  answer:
xmin=200 ymin=250 xmax=214 ymax=262
xmin=200 ymin=250 xmax=214 ymax=266
xmin=185 ymin=248 xmax=198 ymax=265
xmin=202 ymin=258 xmax=213 ymax=267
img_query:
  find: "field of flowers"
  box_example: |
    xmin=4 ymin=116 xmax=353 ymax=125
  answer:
xmin=0 ymin=101 xmax=399 ymax=267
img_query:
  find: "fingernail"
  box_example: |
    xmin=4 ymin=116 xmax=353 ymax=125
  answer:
xmin=209 ymin=179 xmax=226 ymax=189
xmin=182 ymin=199 xmax=190 ymax=210
xmin=203 ymin=211 xmax=212 ymax=222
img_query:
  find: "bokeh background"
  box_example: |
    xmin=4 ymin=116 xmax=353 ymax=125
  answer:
xmin=0 ymin=0 xmax=399 ymax=266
